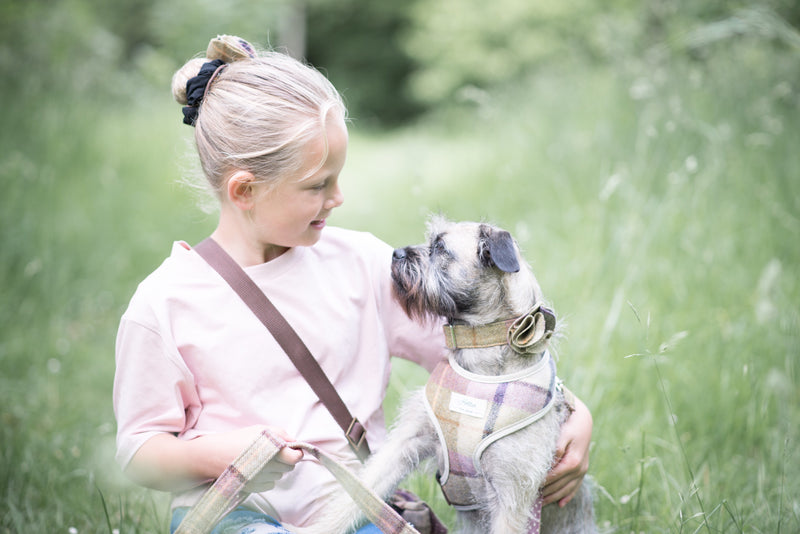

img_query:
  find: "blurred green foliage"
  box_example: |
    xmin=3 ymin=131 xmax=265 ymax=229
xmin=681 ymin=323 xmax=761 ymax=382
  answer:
xmin=3 ymin=0 xmax=799 ymax=123
xmin=403 ymin=0 xmax=609 ymax=104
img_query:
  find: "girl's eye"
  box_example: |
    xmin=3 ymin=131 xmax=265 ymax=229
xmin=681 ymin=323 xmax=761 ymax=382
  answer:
xmin=310 ymin=181 xmax=327 ymax=191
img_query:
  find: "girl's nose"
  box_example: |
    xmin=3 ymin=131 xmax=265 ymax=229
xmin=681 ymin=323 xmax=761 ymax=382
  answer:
xmin=326 ymin=183 xmax=344 ymax=209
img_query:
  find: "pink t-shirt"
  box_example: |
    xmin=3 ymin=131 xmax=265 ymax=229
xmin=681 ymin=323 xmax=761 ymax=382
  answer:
xmin=113 ymin=227 xmax=446 ymax=526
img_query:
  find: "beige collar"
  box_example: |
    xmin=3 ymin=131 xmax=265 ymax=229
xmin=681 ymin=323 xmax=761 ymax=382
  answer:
xmin=443 ymin=303 xmax=556 ymax=354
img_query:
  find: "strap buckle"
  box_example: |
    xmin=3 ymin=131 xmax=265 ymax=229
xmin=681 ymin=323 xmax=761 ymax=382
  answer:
xmin=346 ymin=418 xmax=370 ymax=462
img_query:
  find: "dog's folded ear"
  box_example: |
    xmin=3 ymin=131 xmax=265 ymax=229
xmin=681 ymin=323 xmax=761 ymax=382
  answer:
xmin=480 ymin=226 xmax=520 ymax=273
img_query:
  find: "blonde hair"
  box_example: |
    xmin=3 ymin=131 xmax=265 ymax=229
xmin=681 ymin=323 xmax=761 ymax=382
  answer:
xmin=171 ymin=36 xmax=346 ymax=197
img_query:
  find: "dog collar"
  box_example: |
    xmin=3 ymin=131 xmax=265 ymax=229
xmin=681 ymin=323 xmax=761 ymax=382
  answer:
xmin=443 ymin=303 xmax=556 ymax=354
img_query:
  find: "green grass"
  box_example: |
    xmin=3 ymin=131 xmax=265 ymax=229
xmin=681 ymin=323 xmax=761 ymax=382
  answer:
xmin=2 ymin=38 xmax=798 ymax=533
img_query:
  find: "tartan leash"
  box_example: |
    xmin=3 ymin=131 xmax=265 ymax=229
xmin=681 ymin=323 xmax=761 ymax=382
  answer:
xmin=173 ymin=429 xmax=421 ymax=534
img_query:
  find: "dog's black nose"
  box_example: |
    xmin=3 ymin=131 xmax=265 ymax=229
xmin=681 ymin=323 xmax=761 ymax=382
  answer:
xmin=392 ymin=248 xmax=407 ymax=260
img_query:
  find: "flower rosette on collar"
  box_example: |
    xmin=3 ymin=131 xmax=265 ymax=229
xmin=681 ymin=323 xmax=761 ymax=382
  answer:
xmin=182 ymin=35 xmax=257 ymax=126
xmin=507 ymin=304 xmax=556 ymax=355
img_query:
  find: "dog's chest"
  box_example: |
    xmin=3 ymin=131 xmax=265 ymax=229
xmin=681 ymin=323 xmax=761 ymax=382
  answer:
xmin=423 ymin=354 xmax=557 ymax=510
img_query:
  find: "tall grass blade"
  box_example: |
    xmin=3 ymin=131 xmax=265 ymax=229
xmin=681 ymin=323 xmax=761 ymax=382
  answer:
xmin=96 ymin=484 xmax=114 ymax=534
xmin=721 ymin=501 xmax=744 ymax=534
xmin=652 ymin=356 xmax=710 ymax=532
xmin=632 ymin=431 xmax=646 ymax=532
xmin=778 ymin=435 xmax=788 ymax=534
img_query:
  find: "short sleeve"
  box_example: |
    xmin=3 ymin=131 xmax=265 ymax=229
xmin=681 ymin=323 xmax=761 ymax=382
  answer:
xmin=113 ymin=313 xmax=201 ymax=469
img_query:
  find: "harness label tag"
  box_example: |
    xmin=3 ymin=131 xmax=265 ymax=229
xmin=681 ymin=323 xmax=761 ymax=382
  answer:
xmin=449 ymin=392 xmax=487 ymax=418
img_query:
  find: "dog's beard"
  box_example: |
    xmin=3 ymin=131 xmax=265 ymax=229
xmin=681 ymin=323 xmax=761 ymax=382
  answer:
xmin=391 ymin=249 xmax=473 ymax=322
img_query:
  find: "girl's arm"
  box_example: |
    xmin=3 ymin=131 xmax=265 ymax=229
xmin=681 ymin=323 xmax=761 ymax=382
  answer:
xmin=541 ymin=396 xmax=593 ymax=507
xmin=125 ymin=426 xmax=303 ymax=493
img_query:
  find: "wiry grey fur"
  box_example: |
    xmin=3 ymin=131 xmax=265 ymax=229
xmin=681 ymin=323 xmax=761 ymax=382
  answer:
xmin=299 ymin=217 xmax=596 ymax=534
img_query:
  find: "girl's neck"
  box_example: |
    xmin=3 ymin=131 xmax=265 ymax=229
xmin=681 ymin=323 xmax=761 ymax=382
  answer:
xmin=211 ymin=223 xmax=288 ymax=267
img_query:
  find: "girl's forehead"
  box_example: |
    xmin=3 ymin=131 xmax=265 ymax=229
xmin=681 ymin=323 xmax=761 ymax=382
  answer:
xmin=291 ymin=116 xmax=348 ymax=183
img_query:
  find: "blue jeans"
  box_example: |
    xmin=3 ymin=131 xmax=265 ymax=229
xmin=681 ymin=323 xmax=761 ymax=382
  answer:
xmin=170 ymin=507 xmax=384 ymax=534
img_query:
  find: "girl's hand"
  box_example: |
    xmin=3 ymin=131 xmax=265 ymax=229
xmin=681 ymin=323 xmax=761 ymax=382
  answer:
xmin=198 ymin=425 xmax=304 ymax=493
xmin=541 ymin=396 xmax=593 ymax=507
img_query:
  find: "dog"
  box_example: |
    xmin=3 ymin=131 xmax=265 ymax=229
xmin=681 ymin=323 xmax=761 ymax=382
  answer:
xmin=304 ymin=217 xmax=595 ymax=533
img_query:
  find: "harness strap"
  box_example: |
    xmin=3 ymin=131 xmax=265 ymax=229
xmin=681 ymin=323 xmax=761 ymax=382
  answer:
xmin=174 ymin=430 xmax=420 ymax=534
xmin=423 ymin=355 xmax=555 ymax=534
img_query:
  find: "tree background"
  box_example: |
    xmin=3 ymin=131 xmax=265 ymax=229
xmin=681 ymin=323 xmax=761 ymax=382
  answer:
xmin=4 ymin=0 xmax=798 ymax=124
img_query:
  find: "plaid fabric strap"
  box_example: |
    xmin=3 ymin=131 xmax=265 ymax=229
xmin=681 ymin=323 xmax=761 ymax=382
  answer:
xmin=173 ymin=430 xmax=284 ymax=534
xmin=174 ymin=430 xmax=420 ymax=534
xmin=291 ymin=442 xmax=421 ymax=534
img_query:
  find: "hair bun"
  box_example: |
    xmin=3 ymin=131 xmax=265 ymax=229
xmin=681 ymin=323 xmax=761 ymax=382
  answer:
xmin=172 ymin=57 xmax=206 ymax=105
xmin=206 ymin=35 xmax=257 ymax=63
xmin=172 ymin=36 xmax=256 ymax=109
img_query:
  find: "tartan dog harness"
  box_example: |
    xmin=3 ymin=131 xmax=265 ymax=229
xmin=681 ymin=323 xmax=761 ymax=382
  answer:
xmin=423 ymin=351 xmax=558 ymax=511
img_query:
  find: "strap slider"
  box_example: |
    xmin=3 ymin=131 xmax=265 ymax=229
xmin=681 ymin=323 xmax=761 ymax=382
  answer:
xmin=346 ymin=418 xmax=370 ymax=461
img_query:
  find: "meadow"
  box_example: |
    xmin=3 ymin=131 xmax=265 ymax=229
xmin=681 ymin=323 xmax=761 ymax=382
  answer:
xmin=1 ymin=33 xmax=798 ymax=533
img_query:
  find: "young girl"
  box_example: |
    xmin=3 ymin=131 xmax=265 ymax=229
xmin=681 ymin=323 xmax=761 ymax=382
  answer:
xmin=113 ymin=35 xmax=593 ymax=534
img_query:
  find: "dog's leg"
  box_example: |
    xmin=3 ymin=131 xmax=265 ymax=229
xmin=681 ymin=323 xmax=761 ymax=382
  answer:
xmin=480 ymin=461 xmax=546 ymax=533
xmin=480 ymin=411 xmax=563 ymax=533
xmin=453 ymin=510 xmax=490 ymax=534
xmin=301 ymin=391 xmax=439 ymax=534
xmin=360 ymin=391 xmax=439 ymax=496
xmin=540 ymin=476 xmax=597 ymax=534
xmin=487 ymin=491 xmax=540 ymax=534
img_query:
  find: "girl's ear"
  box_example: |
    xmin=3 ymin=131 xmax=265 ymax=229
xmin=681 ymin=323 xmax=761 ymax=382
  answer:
xmin=226 ymin=170 xmax=258 ymax=210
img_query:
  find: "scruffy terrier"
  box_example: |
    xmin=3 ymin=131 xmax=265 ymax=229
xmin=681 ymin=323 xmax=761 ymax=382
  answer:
xmin=305 ymin=217 xmax=595 ymax=534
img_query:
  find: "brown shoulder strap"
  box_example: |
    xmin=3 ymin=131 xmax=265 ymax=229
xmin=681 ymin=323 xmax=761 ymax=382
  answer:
xmin=194 ymin=238 xmax=370 ymax=461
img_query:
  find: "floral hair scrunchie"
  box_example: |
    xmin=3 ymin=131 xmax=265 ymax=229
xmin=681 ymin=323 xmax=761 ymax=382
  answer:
xmin=181 ymin=35 xmax=258 ymax=126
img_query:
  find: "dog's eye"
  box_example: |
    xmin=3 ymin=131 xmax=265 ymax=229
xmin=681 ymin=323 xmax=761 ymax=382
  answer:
xmin=430 ymin=236 xmax=446 ymax=255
